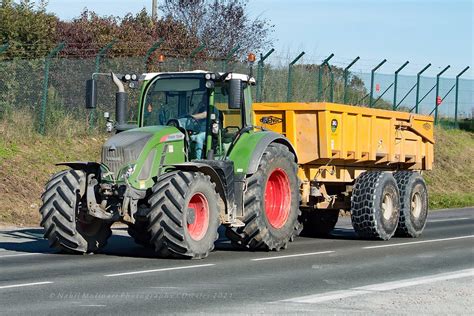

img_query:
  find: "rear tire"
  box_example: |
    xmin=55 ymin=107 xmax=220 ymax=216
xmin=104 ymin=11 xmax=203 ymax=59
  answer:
xmin=300 ymin=209 xmax=339 ymax=237
xmin=39 ymin=170 xmax=112 ymax=253
xmin=225 ymin=143 xmax=301 ymax=251
xmin=351 ymin=171 xmax=400 ymax=240
xmin=394 ymin=171 xmax=428 ymax=238
xmin=146 ymin=171 xmax=220 ymax=259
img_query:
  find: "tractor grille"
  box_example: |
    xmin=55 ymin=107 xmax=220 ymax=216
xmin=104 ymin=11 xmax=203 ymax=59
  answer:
xmin=101 ymin=131 xmax=153 ymax=176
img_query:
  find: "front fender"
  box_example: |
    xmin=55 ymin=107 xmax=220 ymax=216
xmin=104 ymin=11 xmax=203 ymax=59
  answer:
xmin=56 ymin=161 xmax=102 ymax=174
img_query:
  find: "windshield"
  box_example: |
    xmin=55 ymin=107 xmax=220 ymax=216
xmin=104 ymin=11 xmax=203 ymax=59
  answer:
xmin=142 ymin=77 xmax=208 ymax=129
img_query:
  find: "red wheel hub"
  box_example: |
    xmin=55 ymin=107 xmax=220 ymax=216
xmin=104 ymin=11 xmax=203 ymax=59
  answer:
xmin=265 ymin=168 xmax=291 ymax=229
xmin=187 ymin=193 xmax=209 ymax=241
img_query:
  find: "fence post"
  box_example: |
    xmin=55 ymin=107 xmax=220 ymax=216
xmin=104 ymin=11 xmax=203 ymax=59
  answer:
xmin=317 ymin=53 xmax=334 ymax=101
xmin=0 ymin=43 xmax=9 ymax=55
xmin=392 ymin=61 xmax=409 ymax=110
xmin=144 ymin=39 xmax=164 ymax=72
xmin=343 ymin=56 xmax=360 ymax=104
xmin=90 ymin=40 xmax=117 ymax=129
xmin=414 ymin=63 xmax=431 ymax=113
xmin=222 ymin=44 xmax=241 ymax=72
xmin=256 ymin=48 xmax=275 ymax=102
xmin=189 ymin=43 xmax=206 ymax=70
xmin=369 ymin=59 xmax=387 ymax=107
xmin=434 ymin=65 xmax=450 ymax=124
xmin=287 ymin=51 xmax=305 ymax=102
xmin=38 ymin=42 xmax=66 ymax=135
xmin=454 ymin=66 xmax=470 ymax=128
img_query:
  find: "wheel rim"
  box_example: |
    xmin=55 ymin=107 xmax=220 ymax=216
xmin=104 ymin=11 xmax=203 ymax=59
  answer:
xmin=187 ymin=193 xmax=209 ymax=241
xmin=265 ymin=168 xmax=291 ymax=229
xmin=381 ymin=193 xmax=394 ymax=221
xmin=411 ymin=192 xmax=422 ymax=218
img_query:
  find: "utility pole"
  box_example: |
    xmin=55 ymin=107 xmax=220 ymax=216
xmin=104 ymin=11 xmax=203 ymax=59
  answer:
xmin=152 ymin=0 xmax=158 ymax=20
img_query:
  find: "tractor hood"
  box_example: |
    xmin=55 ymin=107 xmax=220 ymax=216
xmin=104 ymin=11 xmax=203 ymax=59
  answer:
xmin=101 ymin=126 xmax=180 ymax=177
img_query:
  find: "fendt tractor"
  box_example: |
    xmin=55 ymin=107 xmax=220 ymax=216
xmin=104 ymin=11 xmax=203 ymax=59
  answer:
xmin=39 ymin=58 xmax=434 ymax=259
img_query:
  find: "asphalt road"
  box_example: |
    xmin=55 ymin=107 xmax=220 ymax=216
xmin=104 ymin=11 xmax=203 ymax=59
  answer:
xmin=1 ymin=208 xmax=473 ymax=315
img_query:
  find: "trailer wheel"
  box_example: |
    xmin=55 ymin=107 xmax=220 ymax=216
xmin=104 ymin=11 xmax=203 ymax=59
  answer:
xmin=127 ymin=221 xmax=153 ymax=247
xmin=39 ymin=170 xmax=112 ymax=253
xmin=394 ymin=171 xmax=428 ymax=238
xmin=146 ymin=171 xmax=220 ymax=259
xmin=300 ymin=209 xmax=339 ymax=237
xmin=351 ymin=171 xmax=400 ymax=240
xmin=225 ymin=143 xmax=300 ymax=251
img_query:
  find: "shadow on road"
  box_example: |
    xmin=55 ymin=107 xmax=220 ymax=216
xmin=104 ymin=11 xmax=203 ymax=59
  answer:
xmin=0 ymin=223 xmax=362 ymax=259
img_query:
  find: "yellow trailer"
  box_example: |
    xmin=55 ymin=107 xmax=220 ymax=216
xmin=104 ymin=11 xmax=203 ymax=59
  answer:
xmin=251 ymin=101 xmax=434 ymax=240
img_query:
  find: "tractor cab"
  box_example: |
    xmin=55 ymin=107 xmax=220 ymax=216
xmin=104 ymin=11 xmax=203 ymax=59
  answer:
xmin=138 ymin=71 xmax=255 ymax=160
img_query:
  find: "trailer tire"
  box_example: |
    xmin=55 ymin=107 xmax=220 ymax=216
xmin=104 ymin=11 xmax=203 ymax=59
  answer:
xmin=225 ymin=143 xmax=301 ymax=251
xmin=300 ymin=209 xmax=339 ymax=237
xmin=394 ymin=171 xmax=428 ymax=238
xmin=146 ymin=171 xmax=220 ymax=259
xmin=39 ymin=170 xmax=112 ymax=253
xmin=128 ymin=221 xmax=153 ymax=248
xmin=351 ymin=171 xmax=400 ymax=240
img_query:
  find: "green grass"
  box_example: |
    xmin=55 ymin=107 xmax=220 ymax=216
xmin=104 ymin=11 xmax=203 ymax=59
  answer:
xmin=430 ymin=193 xmax=474 ymax=210
xmin=0 ymin=139 xmax=18 ymax=159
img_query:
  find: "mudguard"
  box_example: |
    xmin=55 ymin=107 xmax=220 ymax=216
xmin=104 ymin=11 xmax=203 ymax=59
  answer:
xmin=227 ymin=131 xmax=297 ymax=175
xmin=56 ymin=161 xmax=102 ymax=174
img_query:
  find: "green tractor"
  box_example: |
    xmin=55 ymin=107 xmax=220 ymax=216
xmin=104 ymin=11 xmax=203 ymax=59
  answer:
xmin=39 ymin=70 xmax=301 ymax=259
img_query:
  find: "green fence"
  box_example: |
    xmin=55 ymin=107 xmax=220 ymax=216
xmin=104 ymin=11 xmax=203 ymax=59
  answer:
xmin=0 ymin=42 xmax=472 ymax=135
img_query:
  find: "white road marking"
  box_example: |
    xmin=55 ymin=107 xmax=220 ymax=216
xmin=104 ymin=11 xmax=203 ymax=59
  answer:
xmin=0 ymin=281 xmax=53 ymax=290
xmin=0 ymin=252 xmax=46 ymax=258
xmin=80 ymin=305 xmax=106 ymax=307
xmin=363 ymin=235 xmax=474 ymax=249
xmin=104 ymin=263 xmax=215 ymax=277
xmin=252 ymin=251 xmax=335 ymax=261
xmin=429 ymin=217 xmax=471 ymax=223
xmin=281 ymin=268 xmax=474 ymax=304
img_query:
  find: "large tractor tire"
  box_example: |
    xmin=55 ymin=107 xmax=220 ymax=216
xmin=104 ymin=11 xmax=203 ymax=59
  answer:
xmin=146 ymin=171 xmax=220 ymax=259
xmin=39 ymin=170 xmax=112 ymax=253
xmin=394 ymin=171 xmax=428 ymax=238
xmin=300 ymin=209 xmax=339 ymax=237
xmin=351 ymin=171 xmax=400 ymax=240
xmin=225 ymin=143 xmax=301 ymax=251
xmin=128 ymin=220 xmax=153 ymax=248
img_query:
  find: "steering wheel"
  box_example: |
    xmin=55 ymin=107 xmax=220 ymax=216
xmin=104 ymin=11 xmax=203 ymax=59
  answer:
xmin=166 ymin=115 xmax=201 ymax=135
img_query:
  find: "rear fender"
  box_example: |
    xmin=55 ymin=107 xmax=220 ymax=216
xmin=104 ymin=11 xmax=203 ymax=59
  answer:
xmin=227 ymin=131 xmax=297 ymax=175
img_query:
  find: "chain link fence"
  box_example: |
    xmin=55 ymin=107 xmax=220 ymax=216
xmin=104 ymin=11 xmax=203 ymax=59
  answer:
xmin=0 ymin=46 xmax=472 ymax=135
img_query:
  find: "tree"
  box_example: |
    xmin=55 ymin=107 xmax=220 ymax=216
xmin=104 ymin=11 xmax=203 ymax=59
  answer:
xmin=0 ymin=0 xmax=57 ymax=59
xmin=55 ymin=9 xmax=200 ymax=59
xmin=161 ymin=0 xmax=274 ymax=58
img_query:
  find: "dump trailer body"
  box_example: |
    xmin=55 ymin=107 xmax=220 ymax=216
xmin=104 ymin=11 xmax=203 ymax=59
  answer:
xmin=252 ymin=102 xmax=434 ymax=185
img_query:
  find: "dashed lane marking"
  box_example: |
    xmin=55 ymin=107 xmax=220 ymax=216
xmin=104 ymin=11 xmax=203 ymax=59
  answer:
xmin=363 ymin=235 xmax=474 ymax=249
xmin=0 ymin=281 xmax=53 ymax=290
xmin=252 ymin=251 xmax=335 ymax=261
xmin=104 ymin=263 xmax=215 ymax=277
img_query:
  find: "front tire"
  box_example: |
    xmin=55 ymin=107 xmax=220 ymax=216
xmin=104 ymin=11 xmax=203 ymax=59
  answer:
xmin=146 ymin=171 xmax=220 ymax=259
xmin=39 ymin=170 xmax=112 ymax=253
xmin=351 ymin=171 xmax=400 ymax=240
xmin=394 ymin=171 xmax=428 ymax=238
xmin=225 ymin=143 xmax=301 ymax=251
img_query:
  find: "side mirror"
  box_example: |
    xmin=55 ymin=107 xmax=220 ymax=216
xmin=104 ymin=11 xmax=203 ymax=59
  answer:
xmin=228 ymin=79 xmax=242 ymax=110
xmin=85 ymin=79 xmax=97 ymax=109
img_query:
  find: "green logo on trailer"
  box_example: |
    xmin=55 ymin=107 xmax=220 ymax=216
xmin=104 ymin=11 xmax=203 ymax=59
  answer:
xmin=331 ymin=119 xmax=338 ymax=132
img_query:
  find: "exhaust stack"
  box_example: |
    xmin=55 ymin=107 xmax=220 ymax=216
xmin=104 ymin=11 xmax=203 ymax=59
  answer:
xmin=111 ymin=72 xmax=127 ymax=127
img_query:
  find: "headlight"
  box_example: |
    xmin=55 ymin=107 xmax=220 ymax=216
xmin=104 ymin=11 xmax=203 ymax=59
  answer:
xmin=118 ymin=164 xmax=136 ymax=180
xmin=205 ymin=73 xmax=211 ymax=80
